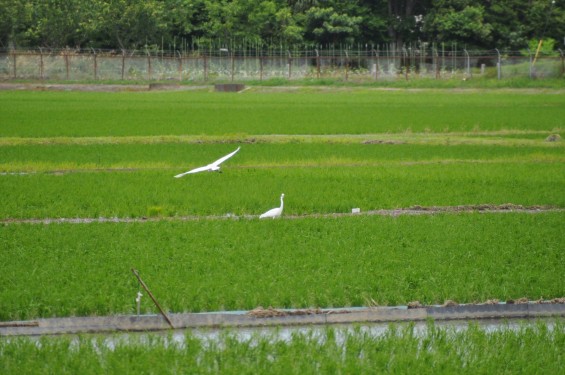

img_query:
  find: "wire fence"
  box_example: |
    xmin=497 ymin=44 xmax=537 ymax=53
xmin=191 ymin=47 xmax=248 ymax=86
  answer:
xmin=1 ymin=47 xmax=563 ymax=82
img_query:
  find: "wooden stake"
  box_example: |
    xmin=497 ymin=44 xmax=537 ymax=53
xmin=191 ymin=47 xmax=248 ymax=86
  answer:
xmin=131 ymin=268 xmax=175 ymax=329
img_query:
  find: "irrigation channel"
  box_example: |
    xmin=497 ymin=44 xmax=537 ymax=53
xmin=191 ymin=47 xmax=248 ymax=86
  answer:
xmin=1 ymin=301 xmax=564 ymax=338
xmin=0 ymin=205 xmax=562 ymax=225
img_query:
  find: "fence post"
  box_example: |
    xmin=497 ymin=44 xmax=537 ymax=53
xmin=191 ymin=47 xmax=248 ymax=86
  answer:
xmin=464 ymin=49 xmax=470 ymax=78
xmin=408 ymin=46 xmax=412 ymax=79
xmin=231 ymin=51 xmax=235 ymax=82
xmin=528 ymin=48 xmax=533 ymax=79
xmin=259 ymin=55 xmax=263 ymax=81
xmin=372 ymin=49 xmax=378 ymax=80
xmin=146 ymin=50 xmax=152 ymax=80
xmin=403 ymin=47 xmax=408 ymax=80
xmin=559 ymin=49 xmax=564 ymax=77
xmin=203 ymin=54 xmax=208 ymax=81
xmin=287 ymin=50 xmax=292 ymax=79
xmin=315 ymin=49 xmax=320 ymax=78
xmin=121 ymin=50 xmax=126 ymax=80
xmin=64 ymin=49 xmax=70 ymax=80
xmin=92 ymin=48 xmax=97 ymax=81
xmin=495 ymin=48 xmax=501 ymax=80
xmin=11 ymin=49 xmax=16 ymax=79
xmin=345 ymin=50 xmax=349 ymax=81
xmin=434 ymin=47 xmax=440 ymax=79
xmin=39 ymin=47 xmax=44 ymax=80
xmin=177 ymin=51 xmax=182 ymax=81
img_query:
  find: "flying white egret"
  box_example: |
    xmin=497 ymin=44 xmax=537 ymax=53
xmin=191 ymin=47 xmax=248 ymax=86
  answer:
xmin=174 ymin=147 xmax=240 ymax=178
xmin=260 ymin=193 xmax=284 ymax=219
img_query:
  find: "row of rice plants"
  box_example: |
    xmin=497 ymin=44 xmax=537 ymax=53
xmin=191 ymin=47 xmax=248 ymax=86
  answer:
xmin=1 ymin=142 xmax=563 ymax=173
xmin=1 ymin=161 xmax=563 ymax=219
xmin=1 ymin=213 xmax=563 ymax=320
xmin=1 ymin=321 xmax=563 ymax=374
xmin=1 ymin=89 xmax=563 ymax=137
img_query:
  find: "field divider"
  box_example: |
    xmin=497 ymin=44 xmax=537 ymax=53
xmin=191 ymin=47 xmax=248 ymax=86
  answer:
xmin=0 ymin=130 xmax=560 ymax=147
xmin=2 ymin=300 xmax=564 ymax=337
xmin=0 ymin=205 xmax=563 ymax=225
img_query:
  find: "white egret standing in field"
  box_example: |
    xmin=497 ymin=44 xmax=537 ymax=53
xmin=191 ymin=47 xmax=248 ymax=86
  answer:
xmin=174 ymin=147 xmax=240 ymax=178
xmin=260 ymin=193 xmax=284 ymax=219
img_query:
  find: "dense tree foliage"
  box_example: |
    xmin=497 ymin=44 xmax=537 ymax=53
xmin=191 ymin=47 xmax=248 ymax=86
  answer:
xmin=0 ymin=0 xmax=562 ymax=50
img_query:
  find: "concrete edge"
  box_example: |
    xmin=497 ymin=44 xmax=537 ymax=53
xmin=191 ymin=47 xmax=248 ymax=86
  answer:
xmin=1 ymin=304 xmax=564 ymax=337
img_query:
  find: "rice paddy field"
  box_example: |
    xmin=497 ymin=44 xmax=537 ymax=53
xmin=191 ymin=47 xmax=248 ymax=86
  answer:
xmin=1 ymin=86 xmax=564 ymax=372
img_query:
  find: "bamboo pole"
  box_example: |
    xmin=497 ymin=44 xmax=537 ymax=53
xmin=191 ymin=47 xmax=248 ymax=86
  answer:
xmin=131 ymin=268 xmax=175 ymax=329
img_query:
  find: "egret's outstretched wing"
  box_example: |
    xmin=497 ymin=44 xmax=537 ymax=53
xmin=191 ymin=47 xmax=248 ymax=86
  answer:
xmin=174 ymin=165 xmax=210 ymax=178
xmin=211 ymin=147 xmax=240 ymax=167
xmin=174 ymin=147 xmax=240 ymax=178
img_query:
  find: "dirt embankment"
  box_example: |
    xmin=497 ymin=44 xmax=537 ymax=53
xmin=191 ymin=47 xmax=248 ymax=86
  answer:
xmin=0 ymin=204 xmax=562 ymax=225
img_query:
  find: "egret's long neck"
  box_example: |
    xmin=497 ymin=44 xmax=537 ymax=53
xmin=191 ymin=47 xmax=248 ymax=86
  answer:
xmin=280 ymin=196 xmax=284 ymax=209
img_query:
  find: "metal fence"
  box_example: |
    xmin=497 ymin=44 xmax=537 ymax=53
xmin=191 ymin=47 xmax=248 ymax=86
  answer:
xmin=1 ymin=47 xmax=563 ymax=82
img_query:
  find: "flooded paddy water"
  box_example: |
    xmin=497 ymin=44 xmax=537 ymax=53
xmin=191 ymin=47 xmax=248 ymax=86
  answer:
xmin=3 ymin=317 xmax=562 ymax=352
xmin=100 ymin=317 xmax=563 ymax=350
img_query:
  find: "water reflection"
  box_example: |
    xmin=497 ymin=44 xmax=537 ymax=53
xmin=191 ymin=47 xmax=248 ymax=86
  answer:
xmin=99 ymin=318 xmax=560 ymax=350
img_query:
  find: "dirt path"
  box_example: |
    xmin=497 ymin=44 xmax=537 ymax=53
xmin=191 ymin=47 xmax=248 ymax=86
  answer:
xmin=1 ymin=204 xmax=561 ymax=225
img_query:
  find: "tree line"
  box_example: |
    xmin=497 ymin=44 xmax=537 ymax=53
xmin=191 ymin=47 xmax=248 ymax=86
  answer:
xmin=1 ymin=0 xmax=563 ymax=52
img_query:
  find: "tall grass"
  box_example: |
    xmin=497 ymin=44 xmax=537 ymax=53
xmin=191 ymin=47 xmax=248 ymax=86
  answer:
xmin=1 ymin=213 xmax=563 ymax=320
xmin=1 ymin=321 xmax=563 ymax=374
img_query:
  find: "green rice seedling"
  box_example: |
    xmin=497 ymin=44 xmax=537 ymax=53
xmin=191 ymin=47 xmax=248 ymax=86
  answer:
xmin=0 ymin=161 xmax=563 ymax=219
xmin=0 ymin=90 xmax=563 ymax=137
xmin=0 ymin=142 xmax=563 ymax=174
xmin=1 ymin=213 xmax=563 ymax=320
xmin=1 ymin=321 xmax=563 ymax=374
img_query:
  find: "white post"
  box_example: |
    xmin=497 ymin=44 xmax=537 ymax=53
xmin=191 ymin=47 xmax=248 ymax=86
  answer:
xmin=135 ymin=291 xmax=142 ymax=315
